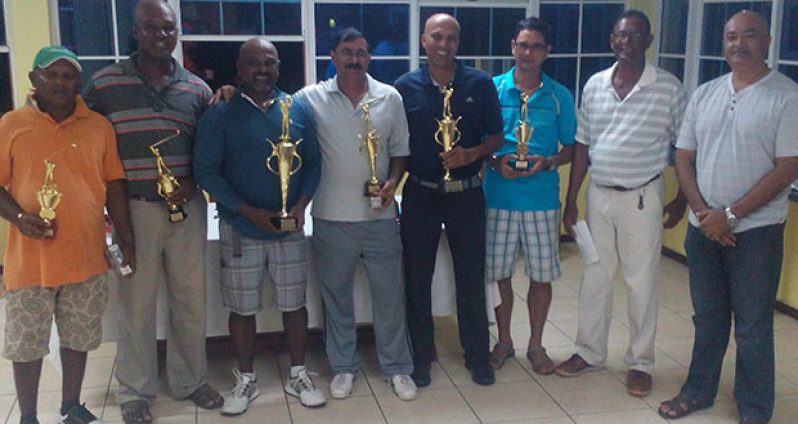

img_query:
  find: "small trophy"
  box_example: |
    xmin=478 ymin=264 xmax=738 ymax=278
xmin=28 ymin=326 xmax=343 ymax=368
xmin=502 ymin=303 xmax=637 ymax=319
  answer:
xmin=36 ymin=143 xmax=77 ymax=237
xmin=150 ymin=131 xmax=187 ymax=223
xmin=510 ymin=93 xmax=533 ymax=170
xmin=434 ymin=86 xmax=462 ymax=192
xmin=360 ymin=99 xmax=384 ymax=209
xmin=265 ymin=97 xmax=303 ymax=232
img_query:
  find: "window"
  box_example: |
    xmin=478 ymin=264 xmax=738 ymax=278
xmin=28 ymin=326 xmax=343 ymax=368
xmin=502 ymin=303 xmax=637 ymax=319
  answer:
xmin=314 ymin=2 xmax=410 ymax=84
xmin=780 ymin=0 xmax=798 ymax=82
xmin=698 ymin=1 xmax=772 ymax=83
xmin=58 ymin=0 xmax=138 ymax=87
xmin=0 ymin=0 xmax=11 ymax=113
xmin=658 ymin=0 xmax=689 ymax=81
xmin=180 ymin=0 xmax=301 ymax=36
xmin=417 ymin=6 xmax=524 ymax=79
xmin=540 ymin=1 xmax=625 ymax=103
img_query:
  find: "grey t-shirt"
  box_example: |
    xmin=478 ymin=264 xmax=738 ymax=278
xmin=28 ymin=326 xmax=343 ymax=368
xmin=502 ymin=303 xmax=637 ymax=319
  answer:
xmin=295 ymin=75 xmax=410 ymax=222
xmin=677 ymin=71 xmax=798 ymax=232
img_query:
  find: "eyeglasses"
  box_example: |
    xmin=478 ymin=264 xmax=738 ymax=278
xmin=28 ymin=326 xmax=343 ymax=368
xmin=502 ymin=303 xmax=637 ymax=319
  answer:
xmin=513 ymin=42 xmax=548 ymax=52
xmin=336 ymin=48 xmax=370 ymax=58
xmin=611 ymin=31 xmax=647 ymax=42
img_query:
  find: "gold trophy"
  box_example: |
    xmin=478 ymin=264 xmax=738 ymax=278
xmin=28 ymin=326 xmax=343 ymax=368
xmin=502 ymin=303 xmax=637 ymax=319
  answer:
xmin=150 ymin=131 xmax=187 ymax=223
xmin=434 ymin=86 xmax=462 ymax=192
xmin=36 ymin=143 xmax=77 ymax=237
xmin=510 ymin=93 xmax=533 ymax=170
xmin=360 ymin=98 xmax=384 ymax=209
xmin=265 ymin=97 xmax=303 ymax=232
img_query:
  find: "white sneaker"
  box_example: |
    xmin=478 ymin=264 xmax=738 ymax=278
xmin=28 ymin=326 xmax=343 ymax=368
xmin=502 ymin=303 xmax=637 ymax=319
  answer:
xmin=221 ymin=370 xmax=260 ymax=415
xmin=329 ymin=372 xmax=355 ymax=399
xmin=390 ymin=375 xmax=417 ymax=401
xmin=285 ymin=369 xmax=327 ymax=407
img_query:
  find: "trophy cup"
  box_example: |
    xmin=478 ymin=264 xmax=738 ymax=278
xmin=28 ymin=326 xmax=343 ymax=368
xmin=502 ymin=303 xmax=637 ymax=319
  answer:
xmin=36 ymin=143 xmax=78 ymax=237
xmin=434 ymin=86 xmax=463 ymax=192
xmin=149 ymin=131 xmax=187 ymax=223
xmin=360 ymin=99 xmax=384 ymax=209
xmin=265 ymin=97 xmax=303 ymax=232
xmin=510 ymin=93 xmax=533 ymax=170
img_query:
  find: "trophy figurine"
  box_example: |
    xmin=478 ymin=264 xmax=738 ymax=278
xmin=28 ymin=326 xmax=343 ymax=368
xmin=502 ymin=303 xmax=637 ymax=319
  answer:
xmin=265 ymin=97 xmax=303 ymax=232
xmin=35 ymin=143 xmax=77 ymax=237
xmin=150 ymin=131 xmax=187 ymax=223
xmin=360 ymin=99 xmax=384 ymax=209
xmin=510 ymin=93 xmax=533 ymax=170
xmin=434 ymin=86 xmax=462 ymax=192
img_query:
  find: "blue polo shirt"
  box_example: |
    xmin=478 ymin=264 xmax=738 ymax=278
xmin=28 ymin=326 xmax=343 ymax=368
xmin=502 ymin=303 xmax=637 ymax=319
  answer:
xmin=395 ymin=62 xmax=502 ymax=181
xmin=193 ymin=89 xmax=320 ymax=240
xmin=483 ymin=69 xmax=576 ymax=211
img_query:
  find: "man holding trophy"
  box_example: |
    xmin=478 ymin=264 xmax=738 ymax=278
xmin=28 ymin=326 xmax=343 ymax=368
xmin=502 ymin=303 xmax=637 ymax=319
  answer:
xmin=194 ymin=37 xmax=325 ymax=415
xmin=0 ymin=45 xmax=134 ymax=424
xmin=395 ymin=14 xmax=504 ymax=387
xmin=484 ymin=17 xmax=576 ymax=375
xmin=295 ymin=28 xmax=416 ymax=401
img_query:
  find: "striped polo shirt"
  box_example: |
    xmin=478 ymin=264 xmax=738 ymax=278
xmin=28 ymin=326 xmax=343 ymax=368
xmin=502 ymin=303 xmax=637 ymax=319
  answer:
xmin=576 ymin=63 xmax=687 ymax=188
xmin=83 ymin=54 xmax=212 ymax=199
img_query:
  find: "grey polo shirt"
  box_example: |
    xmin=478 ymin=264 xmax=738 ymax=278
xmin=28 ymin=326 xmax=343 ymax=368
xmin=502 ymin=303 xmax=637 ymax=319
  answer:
xmin=677 ymin=71 xmax=798 ymax=232
xmin=295 ymin=74 xmax=410 ymax=222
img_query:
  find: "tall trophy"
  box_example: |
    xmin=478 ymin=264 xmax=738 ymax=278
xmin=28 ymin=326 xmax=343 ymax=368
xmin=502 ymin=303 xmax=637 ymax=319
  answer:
xmin=360 ymin=98 xmax=383 ymax=209
xmin=36 ymin=143 xmax=77 ymax=237
xmin=434 ymin=86 xmax=462 ymax=192
xmin=510 ymin=93 xmax=533 ymax=170
xmin=149 ymin=131 xmax=187 ymax=223
xmin=265 ymin=97 xmax=303 ymax=232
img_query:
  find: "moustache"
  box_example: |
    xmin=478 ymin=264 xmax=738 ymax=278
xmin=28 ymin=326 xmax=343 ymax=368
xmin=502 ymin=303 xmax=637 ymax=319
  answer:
xmin=344 ymin=64 xmax=362 ymax=70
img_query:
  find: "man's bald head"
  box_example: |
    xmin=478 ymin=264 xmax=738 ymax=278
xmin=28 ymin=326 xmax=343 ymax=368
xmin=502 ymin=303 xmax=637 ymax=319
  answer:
xmin=132 ymin=0 xmax=178 ymax=61
xmin=424 ymin=13 xmax=460 ymax=37
xmin=723 ymin=10 xmax=771 ymax=71
xmin=133 ymin=0 xmax=175 ymax=27
xmin=237 ymin=37 xmax=280 ymax=100
xmin=239 ymin=37 xmax=278 ymax=61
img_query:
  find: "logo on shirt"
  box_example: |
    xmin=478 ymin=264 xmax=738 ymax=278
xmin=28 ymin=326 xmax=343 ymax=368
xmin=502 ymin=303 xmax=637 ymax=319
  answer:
xmin=466 ymin=97 xmax=474 ymax=103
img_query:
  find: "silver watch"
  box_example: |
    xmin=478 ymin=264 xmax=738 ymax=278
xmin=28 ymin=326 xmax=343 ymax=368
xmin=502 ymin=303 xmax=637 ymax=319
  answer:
xmin=724 ymin=207 xmax=739 ymax=229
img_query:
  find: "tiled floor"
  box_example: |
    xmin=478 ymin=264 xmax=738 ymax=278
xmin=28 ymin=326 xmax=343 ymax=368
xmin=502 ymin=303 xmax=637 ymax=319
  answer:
xmin=2 ymin=243 xmax=798 ymax=423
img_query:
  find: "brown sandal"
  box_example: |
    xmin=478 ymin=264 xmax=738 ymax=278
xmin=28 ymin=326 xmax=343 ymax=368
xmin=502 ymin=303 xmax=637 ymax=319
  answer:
xmin=489 ymin=342 xmax=516 ymax=370
xmin=527 ymin=346 xmax=555 ymax=375
xmin=658 ymin=393 xmax=712 ymax=420
xmin=189 ymin=383 xmax=223 ymax=410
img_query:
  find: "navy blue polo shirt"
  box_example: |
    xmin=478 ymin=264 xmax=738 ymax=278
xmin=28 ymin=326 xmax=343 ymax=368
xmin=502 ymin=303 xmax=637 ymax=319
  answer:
xmin=395 ymin=62 xmax=502 ymax=181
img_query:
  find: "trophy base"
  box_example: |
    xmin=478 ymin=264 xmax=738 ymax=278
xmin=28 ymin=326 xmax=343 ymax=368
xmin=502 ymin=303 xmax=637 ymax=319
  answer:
xmin=43 ymin=228 xmax=55 ymax=238
xmin=443 ymin=179 xmax=464 ymax=193
xmin=168 ymin=204 xmax=187 ymax=223
xmin=509 ymin=159 xmax=530 ymax=170
xmin=365 ymin=181 xmax=384 ymax=209
xmin=271 ymin=216 xmax=298 ymax=232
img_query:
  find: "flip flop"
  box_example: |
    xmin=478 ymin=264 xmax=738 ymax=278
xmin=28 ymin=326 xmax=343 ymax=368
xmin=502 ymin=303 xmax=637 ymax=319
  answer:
xmin=527 ymin=346 xmax=555 ymax=375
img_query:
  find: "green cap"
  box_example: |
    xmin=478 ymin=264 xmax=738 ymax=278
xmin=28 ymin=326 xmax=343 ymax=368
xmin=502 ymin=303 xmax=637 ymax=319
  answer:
xmin=32 ymin=46 xmax=82 ymax=72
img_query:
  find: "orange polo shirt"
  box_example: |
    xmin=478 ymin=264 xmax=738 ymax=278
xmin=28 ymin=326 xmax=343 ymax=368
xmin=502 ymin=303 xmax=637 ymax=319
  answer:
xmin=0 ymin=96 xmax=126 ymax=289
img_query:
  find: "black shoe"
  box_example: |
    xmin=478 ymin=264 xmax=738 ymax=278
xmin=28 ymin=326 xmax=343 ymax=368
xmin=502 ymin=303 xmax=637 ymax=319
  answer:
xmin=470 ymin=364 xmax=495 ymax=386
xmin=411 ymin=364 xmax=431 ymax=388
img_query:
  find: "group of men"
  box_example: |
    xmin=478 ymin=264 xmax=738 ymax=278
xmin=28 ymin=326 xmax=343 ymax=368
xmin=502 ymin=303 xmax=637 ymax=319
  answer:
xmin=0 ymin=1 xmax=796 ymax=423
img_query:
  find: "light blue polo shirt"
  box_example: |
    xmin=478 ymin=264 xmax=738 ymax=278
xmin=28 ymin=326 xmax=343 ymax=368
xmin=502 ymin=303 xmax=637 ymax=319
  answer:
xmin=484 ymin=69 xmax=576 ymax=211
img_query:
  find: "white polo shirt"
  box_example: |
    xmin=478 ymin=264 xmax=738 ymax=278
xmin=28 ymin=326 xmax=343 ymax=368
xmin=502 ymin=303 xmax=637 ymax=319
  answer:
xmin=295 ymin=74 xmax=410 ymax=222
xmin=677 ymin=71 xmax=798 ymax=233
xmin=576 ymin=63 xmax=687 ymax=188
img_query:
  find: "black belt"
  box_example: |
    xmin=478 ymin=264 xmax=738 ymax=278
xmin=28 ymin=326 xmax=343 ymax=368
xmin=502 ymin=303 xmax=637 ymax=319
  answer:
xmin=130 ymin=195 xmax=161 ymax=202
xmin=598 ymin=174 xmax=660 ymax=192
xmin=408 ymin=174 xmax=482 ymax=193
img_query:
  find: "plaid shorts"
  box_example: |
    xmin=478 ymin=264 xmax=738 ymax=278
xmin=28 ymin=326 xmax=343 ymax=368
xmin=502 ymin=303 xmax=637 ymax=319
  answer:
xmin=485 ymin=208 xmax=561 ymax=283
xmin=219 ymin=221 xmax=308 ymax=314
xmin=3 ymin=274 xmax=108 ymax=362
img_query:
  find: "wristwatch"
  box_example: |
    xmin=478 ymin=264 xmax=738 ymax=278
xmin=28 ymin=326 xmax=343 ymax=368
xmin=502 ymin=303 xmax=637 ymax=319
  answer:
xmin=724 ymin=206 xmax=739 ymax=229
xmin=547 ymin=156 xmax=558 ymax=171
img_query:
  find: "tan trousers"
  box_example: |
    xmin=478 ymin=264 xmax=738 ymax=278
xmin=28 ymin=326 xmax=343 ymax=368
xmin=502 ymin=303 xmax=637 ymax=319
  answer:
xmin=575 ymin=179 xmax=663 ymax=374
xmin=115 ymin=196 xmax=209 ymax=405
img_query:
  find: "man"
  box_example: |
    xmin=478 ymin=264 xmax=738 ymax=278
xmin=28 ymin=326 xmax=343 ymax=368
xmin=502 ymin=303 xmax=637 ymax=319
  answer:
xmin=294 ymin=28 xmax=416 ymax=401
xmin=82 ymin=1 xmax=222 ymax=422
xmin=395 ymin=13 xmax=503 ymax=387
xmin=194 ymin=37 xmax=325 ymax=415
xmin=0 ymin=46 xmax=134 ymax=424
xmin=556 ymin=9 xmax=687 ymax=398
xmin=484 ymin=17 xmax=576 ymax=374
xmin=659 ymin=11 xmax=798 ymax=423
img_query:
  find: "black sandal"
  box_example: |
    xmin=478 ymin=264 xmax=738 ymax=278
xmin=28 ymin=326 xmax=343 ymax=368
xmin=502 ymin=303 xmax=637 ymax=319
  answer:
xmin=189 ymin=383 xmax=223 ymax=410
xmin=658 ymin=393 xmax=712 ymax=420
xmin=120 ymin=400 xmax=153 ymax=424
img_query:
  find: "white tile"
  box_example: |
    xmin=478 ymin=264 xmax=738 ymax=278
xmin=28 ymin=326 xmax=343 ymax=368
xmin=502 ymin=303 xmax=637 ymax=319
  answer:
xmin=290 ymin=394 xmax=385 ymax=424
xmin=571 ymin=408 xmax=666 ymax=424
xmin=536 ymin=371 xmax=649 ymax=415
xmin=459 ymin=381 xmax=564 ymax=422
xmin=376 ymin=387 xmax=479 ymax=424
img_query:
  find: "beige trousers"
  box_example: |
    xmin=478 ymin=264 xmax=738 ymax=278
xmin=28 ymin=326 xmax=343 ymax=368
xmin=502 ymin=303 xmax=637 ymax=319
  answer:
xmin=575 ymin=179 xmax=663 ymax=374
xmin=115 ymin=196 xmax=209 ymax=404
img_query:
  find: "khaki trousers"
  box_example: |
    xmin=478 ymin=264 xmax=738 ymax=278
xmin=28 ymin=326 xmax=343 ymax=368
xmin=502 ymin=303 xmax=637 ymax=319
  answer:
xmin=115 ymin=196 xmax=209 ymax=404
